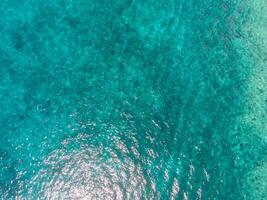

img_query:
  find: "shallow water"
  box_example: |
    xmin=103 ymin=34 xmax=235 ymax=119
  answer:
xmin=0 ymin=0 xmax=266 ymax=199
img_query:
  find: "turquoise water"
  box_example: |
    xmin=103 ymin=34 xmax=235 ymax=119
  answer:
xmin=0 ymin=0 xmax=266 ymax=199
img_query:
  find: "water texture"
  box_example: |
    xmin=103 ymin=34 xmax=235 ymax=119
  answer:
xmin=0 ymin=0 xmax=266 ymax=199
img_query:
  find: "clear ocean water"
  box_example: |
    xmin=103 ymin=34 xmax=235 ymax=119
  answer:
xmin=0 ymin=0 xmax=266 ymax=199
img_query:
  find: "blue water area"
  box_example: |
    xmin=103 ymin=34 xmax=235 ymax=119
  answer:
xmin=0 ymin=0 xmax=266 ymax=199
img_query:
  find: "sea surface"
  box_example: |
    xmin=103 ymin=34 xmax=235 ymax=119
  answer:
xmin=0 ymin=0 xmax=266 ymax=199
